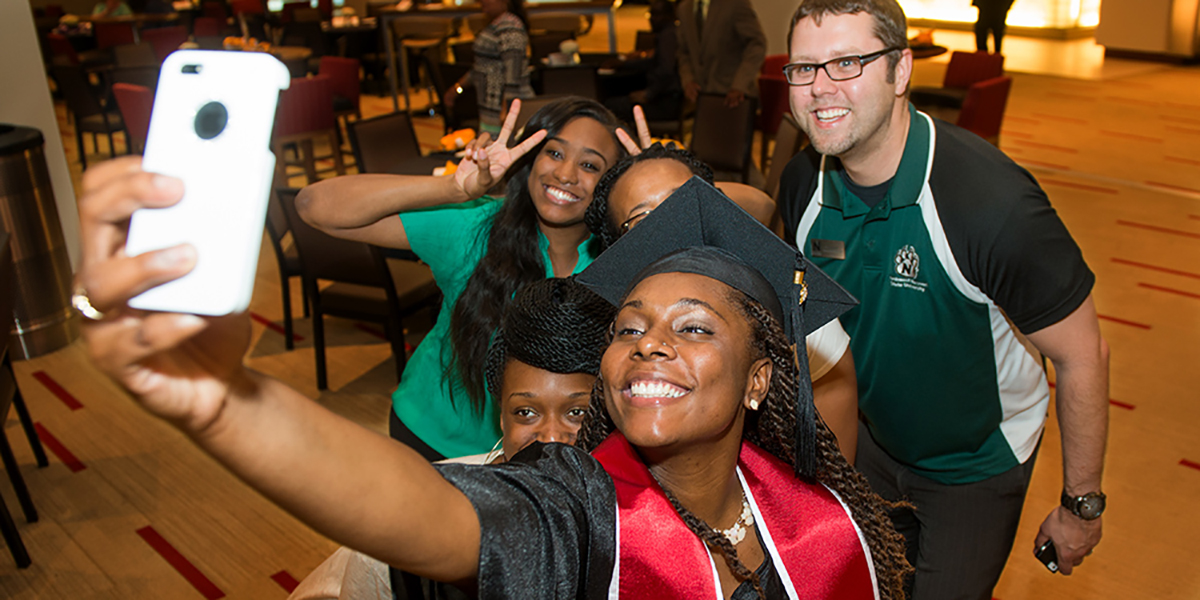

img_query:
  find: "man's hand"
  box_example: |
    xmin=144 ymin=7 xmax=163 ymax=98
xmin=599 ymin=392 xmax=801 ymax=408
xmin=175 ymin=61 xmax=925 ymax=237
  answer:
xmin=724 ymin=89 xmax=745 ymax=107
xmin=1034 ymin=507 xmax=1102 ymax=575
xmin=685 ymin=81 xmax=701 ymax=101
xmin=442 ymin=86 xmax=458 ymax=110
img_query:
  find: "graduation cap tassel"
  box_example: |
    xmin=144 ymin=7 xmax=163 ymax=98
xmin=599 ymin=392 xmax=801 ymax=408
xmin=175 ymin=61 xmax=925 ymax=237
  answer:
xmin=792 ymin=258 xmax=819 ymax=480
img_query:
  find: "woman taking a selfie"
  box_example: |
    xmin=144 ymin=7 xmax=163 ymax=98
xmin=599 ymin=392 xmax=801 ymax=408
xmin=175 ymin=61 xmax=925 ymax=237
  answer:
xmin=297 ymin=97 xmax=628 ymax=464
xmin=73 ymin=163 xmax=909 ymax=598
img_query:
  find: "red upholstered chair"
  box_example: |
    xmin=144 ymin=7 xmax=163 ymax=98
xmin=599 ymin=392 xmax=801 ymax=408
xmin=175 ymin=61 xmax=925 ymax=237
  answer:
xmin=273 ymin=75 xmax=346 ymax=186
xmin=317 ymin=0 xmax=334 ymax=19
xmin=43 ymin=4 xmax=65 ymax=19
xmin=956 ymin=75 xmax=1012 ymax=147
xmin=47 ymin=32 xmax=109 ymax=70
xmin=761 ymin=53 xmax=789 ymax=79
xmin=93 ymin=22 xmax=137 ymax=50
xmin=755 ymin=53 xmax=792 ymax=171
xmin=201 ymin=0 xmax=228 ymax=20
xmin=911 ymin=50 xmax=1005 ymax=114
xmin=230 ymin=0 xmax=265 ymax=15
xmin=112 ymin=83 xmax=153 ymax=154
xmin=319 ymin=56 xmax=363 ymax=157
xmin=192 ymin=16 xmax=222 ymax=37
xmin=141 ymin=25 xmax=189 ymax=63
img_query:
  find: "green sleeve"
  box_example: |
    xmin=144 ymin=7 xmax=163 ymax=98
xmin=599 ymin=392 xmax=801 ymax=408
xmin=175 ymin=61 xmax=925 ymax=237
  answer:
xmin=400 ymin=197 xmax=502 ymax=299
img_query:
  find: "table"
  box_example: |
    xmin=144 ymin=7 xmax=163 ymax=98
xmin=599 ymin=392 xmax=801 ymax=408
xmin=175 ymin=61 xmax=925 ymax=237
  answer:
xmin=378 ymin=0 xmax=618 ymax=113
xmin=271 ymin=45 xmax=314 ymax=78
xmin=911 ymin=45 xmax=949 ymax=60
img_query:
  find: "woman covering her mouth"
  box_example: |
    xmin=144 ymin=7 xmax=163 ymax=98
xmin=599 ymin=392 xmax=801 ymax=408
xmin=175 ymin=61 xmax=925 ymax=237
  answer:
xmin=75 ymin=167 xmax=910 ymax=599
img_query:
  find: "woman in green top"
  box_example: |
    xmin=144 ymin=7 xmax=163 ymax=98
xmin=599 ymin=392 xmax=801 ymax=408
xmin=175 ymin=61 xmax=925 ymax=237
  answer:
xmin=298 ymin=97 xmax=628 ymax=461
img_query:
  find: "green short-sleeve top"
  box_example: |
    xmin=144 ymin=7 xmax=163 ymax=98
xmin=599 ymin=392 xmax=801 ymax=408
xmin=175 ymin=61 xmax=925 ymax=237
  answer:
xmin=395 ymin=197 xmax=599 ymax=458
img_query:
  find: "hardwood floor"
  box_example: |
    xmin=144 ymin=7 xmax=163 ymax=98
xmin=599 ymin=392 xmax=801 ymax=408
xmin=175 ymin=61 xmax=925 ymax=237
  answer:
xmin=5 ymin=8 xmax=1199 ymax=598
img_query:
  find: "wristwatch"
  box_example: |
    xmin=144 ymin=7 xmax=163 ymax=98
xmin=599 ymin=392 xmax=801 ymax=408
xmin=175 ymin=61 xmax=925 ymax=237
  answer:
xmin=1061 ymin=490 xmax=1106 ymax=520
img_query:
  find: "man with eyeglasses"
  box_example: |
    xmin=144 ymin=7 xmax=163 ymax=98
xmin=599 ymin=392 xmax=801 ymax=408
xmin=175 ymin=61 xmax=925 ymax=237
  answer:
xmin=776 ymin=1 xmax=1109 ymax=599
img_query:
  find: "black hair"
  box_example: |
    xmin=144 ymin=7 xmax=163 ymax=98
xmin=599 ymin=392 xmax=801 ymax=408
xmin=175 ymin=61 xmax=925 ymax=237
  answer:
xmin=577 ymin=287 xmax=912 ymax=600
xmin=447 ymin=97 xmax=627 ymax=414
xmin=484 ymin=278 xmax=616 ymax=398
xmin=585 ymin=143 xmax=714 ymax=251
xmin=507 ymin=0 xmax=529 ymax=31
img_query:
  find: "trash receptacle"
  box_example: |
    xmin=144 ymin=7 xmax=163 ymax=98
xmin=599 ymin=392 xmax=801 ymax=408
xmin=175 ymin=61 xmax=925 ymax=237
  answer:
xmin=0 ymin=124 xmax=79 ymax=359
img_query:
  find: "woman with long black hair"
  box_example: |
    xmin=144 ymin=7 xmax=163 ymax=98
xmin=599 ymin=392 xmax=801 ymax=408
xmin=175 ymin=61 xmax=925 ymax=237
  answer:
xmin=297 ymin=97 xmax=627 ymax=463
xmin=73 ymin=167 xmax=911 ymax=599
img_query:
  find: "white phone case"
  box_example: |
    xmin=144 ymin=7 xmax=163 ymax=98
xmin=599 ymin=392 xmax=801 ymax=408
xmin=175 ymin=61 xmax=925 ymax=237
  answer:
xmin=125 ymin=50 xmax=290 ymax=316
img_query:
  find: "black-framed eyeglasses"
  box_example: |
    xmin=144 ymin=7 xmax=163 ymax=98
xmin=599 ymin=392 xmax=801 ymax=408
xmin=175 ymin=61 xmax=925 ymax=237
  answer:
xmin=619 ymin=209 xmax=654 ymax=233
xmin=782 ymin=47 xmax=903 ymax=86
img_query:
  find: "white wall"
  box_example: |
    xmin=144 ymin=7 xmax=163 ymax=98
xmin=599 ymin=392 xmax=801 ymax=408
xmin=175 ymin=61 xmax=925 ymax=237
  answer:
xmin=2 ymin=0 xmax=82 ymax=270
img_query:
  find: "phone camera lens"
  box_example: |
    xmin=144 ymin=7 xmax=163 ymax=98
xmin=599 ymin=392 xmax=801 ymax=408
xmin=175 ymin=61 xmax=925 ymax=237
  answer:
xmin=194 ymin=101 xmax=228 ymax=140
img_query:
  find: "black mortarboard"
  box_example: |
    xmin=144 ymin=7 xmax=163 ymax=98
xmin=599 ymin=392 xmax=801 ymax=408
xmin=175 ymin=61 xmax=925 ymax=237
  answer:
xmin=576 ymin=177 xmax=857 ymax=478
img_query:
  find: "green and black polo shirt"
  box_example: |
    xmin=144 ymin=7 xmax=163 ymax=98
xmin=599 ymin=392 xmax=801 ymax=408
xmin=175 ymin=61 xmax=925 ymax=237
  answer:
xmin=779 ymin=106 xmax=1094 ymax=485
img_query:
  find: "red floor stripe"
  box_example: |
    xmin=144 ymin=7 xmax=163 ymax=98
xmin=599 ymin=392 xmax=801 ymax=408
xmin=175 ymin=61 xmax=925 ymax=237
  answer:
xmin=137 ymin=526 xmax=226 ymax=600
xmin=1009 ymin=140 xmax=1079 ymax=153
xmin=1111 ymin=257 xmax=1200 ymax=280
xmin=1105 ymin=96 xmax=1158 ymax=107
xmin=1000 ymin=129 xmax=1033 ymax=139
xmin=1021 ymin=159 xmax=1071 ymax=171
xmin=1099 ymin=130 xmax=1163 ymax=143
xmin=1145 ymin=181 xmax=1200 ymax=195
xmin=1166 ymin=125 xmax=1200 ymax=136
xmin=34 ymin=423 xmax=86 ymax=472
xmin=1191 ymin=215 xmax=1200 ymax=221
xmin=1040 ymin=178 xmax=1118 ymax=194
xmin=249 ymin=311 xmax=305 ymax=342
xmin=1047 ymin=92 xmax=1095 ymax=102
xmin=1165 ymin=102 xmax=1200 ymax=110
xmin=1005 ymin=116 xmax=1039 ymax=125
xmin=1117 ymin=219 xmax=1200 ymax=240
xmin=353 ymin=323 xmax=390 ymax=341
xmin=1181 ymin=459 xmax=1200 ymax=472
xmin=271 ymin=570 xmax=300 ymax=593
xmin=1138 ymin=282 xmax=1200 ymax=299
xmin=1165 ymin=156 xmax=1200 ymax=167
xmin=1097 ymin=314 xmax=1152 ymax=330
xmin=32 ymin=371 xmax=84 ymax=410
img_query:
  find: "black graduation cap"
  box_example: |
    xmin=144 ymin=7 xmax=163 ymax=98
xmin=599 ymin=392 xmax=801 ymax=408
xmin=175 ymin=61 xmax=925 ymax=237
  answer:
xmin=576 ymin=176 xmax=857 ymax=478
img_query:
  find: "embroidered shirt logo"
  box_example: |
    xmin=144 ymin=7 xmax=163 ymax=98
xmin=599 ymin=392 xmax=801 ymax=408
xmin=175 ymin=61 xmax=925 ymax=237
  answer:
xmin=894 ymin=245 xmax=920 ymax=279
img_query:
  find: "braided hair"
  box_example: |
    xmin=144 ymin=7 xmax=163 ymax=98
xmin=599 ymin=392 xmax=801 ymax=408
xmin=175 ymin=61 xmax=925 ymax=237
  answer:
xmin=577 ymin=289 xmax=912 ymax=600
xmin=484 ymin=278 xmax=617 ymax=400
xmin=584 ymin=143 xmax=714 ymax=251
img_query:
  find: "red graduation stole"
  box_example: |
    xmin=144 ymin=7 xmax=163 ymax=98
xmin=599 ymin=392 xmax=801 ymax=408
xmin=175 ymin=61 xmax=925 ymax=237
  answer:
xmin=592 ymin=433 xmax=877 ymax=600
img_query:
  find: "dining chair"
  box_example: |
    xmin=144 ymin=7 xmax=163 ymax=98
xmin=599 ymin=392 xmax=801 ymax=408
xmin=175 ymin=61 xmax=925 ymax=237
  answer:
xmin=275 ymin=189 xmax=441 ymax=390
xmin=46 ymin=32 xmax=110 ymax=70
xmin=756 ymin=73 xmax=790 ymax=170
xmin=273 ymin=74 xmax=346 ymax=187
xmin=0 ymin=232 xmax=45 ymax=569
xmin=112 ymin=83 xmax=153 ymax=154
xmin=690 ymin=93 xmax=758 ymax=183
xmin=634 ymin=30 xmax=656 ymax=52
xmin=763 ymin=113 xmax=806 ymax=199
xmin=201 ymin=1 xmax=228 ymax=21
xmin=141 ymin=25 xmax=189 ymax=63
xmin=955 ymin=75 xmax=1012 ymax=147
xmin=391 ymin=17 xmax=454 ymax=113
xmin=52 ymin=64 xmax=126 ymax=169
xmin=112 ymin=42 xmax=159 ymax=68
xmin=540 ymin=65 xmax=599 ymax=100
xmin=512 ymin=94 xmax=571 ymax=137
xmin=93 ymin=22 xmax=137 ymax=50
xmin=263 ymin=189 xmax=309 ymax=350
xmin=911 ymin=50 xmax=1005 ymax=115
xmin=431 ymin=61 xmax=478 ymax=132
xmin=347 ymin=111 xmax=446 ymax=176
xmin=318 ymin=56 xmax=363 ymax=156
xmin=192 ymin=16 xmax=222 ymax=38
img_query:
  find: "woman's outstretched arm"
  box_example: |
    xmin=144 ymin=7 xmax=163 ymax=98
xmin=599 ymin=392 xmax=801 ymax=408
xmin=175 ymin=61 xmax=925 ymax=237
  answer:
xmin=297 ymin=100 xmax=547 ymax=249
xmin=76 ymin=157 xmax=482 ymax=582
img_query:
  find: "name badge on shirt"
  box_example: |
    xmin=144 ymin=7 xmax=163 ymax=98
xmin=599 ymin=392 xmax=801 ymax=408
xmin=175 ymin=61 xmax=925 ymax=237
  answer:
xmin=811 ymin=239 xmax=846 ymax=260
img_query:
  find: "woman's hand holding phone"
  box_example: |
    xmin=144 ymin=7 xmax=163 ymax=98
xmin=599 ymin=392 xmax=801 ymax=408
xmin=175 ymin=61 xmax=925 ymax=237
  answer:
xmin=453 ymin=98 xmax=548 ymax=199
xmin=77 ymin=157 xmax=253 ymax=435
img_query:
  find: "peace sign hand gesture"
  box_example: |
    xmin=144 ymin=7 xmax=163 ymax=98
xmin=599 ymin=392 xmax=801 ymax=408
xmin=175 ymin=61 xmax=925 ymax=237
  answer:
xmin=615 ymin=105 xmax=655 ymax=156
xmin=453 ymin=99 xmax=548 ymax=199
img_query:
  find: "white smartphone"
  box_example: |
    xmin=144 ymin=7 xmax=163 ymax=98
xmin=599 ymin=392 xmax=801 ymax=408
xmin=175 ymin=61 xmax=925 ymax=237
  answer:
xmin=125 ymin=50 xmax=290 ymax=316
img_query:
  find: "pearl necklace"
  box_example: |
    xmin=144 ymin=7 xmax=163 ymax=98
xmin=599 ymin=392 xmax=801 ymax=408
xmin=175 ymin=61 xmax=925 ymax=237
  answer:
xmin=718 ymin=494 xmax=755 ymax=545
